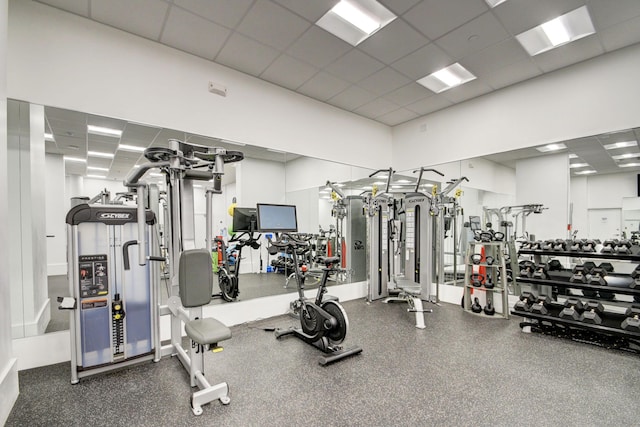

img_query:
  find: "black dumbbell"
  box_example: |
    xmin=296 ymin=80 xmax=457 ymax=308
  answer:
xmin=582 ymin=261 xmax=597 ymax=274
xmin=582 ymin=240 xmax=596 ymax=252
xmin=553 ymin=239 xmax=567 ymax=251
xmin=621 ymin=305 xmax=640 ymax=331
xmin=589 ymin=267 xmax=607 ymax=286
xmin=599 ymin=262 xmax=614 ymax=273
xmin=471 ymin=297 xmax=482 ymax=313
xmin=532 ymin=263 xmax=549 ymax=280
xmin=559 ymin=298 xmax=584 ymax=320
xmin=601 ymin=240 xmax=616 ymax=253
xmin=630 ymin=266 xmax=640 ymax=289
xmin=547 ymin=259 xmax=563 ymax=271
xmin=615 ymin=240 xmax=632 ymax=254
xmin=570 ymin=240 xmax=583 ymax=251
xmin=531 ymin=295 xmax=552 ymax=315
xmin=514 ymin=292 xmax=537 ymax=312
xmin=570 ymin=265 xmax=588 ymax=283
xmin=519 ymin=261 xmax=535 ymax=278
xmin=542 ymin=240 xmax=554 ymax=251
xmin=579 ymin=301 xmax=604 ymax=325
xmin=484 ymin=299 xmax=495 ymax=316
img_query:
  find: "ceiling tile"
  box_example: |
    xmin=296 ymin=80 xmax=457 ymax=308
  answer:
xmin=492 ymin=0 xmax=587 ymax=35
xmin=390 ymin=43 xmax=452 ymax=80
xmin=55 ymin=135 xmax=86 ymax=152
xmin=273 ymin=0 xmax=339 ymax=22
xmin=216 ymin=32 xmax=281 ymax=76
xmin=86 ymin=157 xmax=113 ymax=168
xmin=122 ymin=123 xmax=162 ymax=143
xmin=358 ymin=19 xmax=429 ymax=64
xmin=36 ymin=0 xmax=89 ymax=16
xmin=91 ymin=0 xmax=169 ymax=40
xmin=48 ymin=118 xmax=86 ymax=139
xmin=403 ymin=0 xmax=488 ymax=40
xmin=382 ymin=83 xmax=432 ymax=107
xmin=354 ymin=98 xmax=401 ymax=119
xmin=462 ymin=38 xmax=529 ymax=78
xmin=88 ymin=140 xmax=118 ymax=153
xmin=297 ymin=72 xmax=351 ymax=101
xmin=378 ymin=0 xmax=421 ymax=16
xmin=87 ymin=115 xmax=126 ymax=130
xmin=435 ymin=12 xmax=510 ymax=60
xmin=326 ymin=86 xmax=378 ymax=111
xmin=357 ymin=67 xmax=412 ymax=97
xmin=439 ymin=80 xmax=493 ymax=104
xmin=161 ymin=7 xmax=231 ymax=60
xmin=324 ymin=50 xmax=385 ymax=83
xmin=260 ymin=55 xmax=319 ymax=90
xmin=236 ymin=0 xmax=311 ymax=50
xmin=587 ymin=0 xmax=640 ymax=30
xmin=287 ymin=26 xmax=352 ymax=68
xmin=406 ymin=95 xmax=453 ymax=116
xmin=533 ymin=35 xmax=604 ymax=73
xmin=376 ymin=108 xmax=419 ymax=126
xmin=483 ymin=58 xmax=542 ymax=91
xmin=598 ymin=15 xmax=640 ymax=52
xmin=173 ymin=0 xmax=253 ymax=28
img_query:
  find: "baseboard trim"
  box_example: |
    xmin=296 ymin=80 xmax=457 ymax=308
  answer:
xmin=0 ymin=357 xmax=19 ymax=425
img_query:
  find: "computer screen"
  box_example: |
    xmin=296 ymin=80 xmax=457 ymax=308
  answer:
xmin=469 ymin=216 xmax=481 ymax=231
xmin=232 ymin=207 xmax=257 ymax=232
xmin=256 ymin=204 xmax=298 ymax=232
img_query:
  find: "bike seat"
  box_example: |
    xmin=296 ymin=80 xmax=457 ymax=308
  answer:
xmin=318 ymin=256 xmax=340 ymax=267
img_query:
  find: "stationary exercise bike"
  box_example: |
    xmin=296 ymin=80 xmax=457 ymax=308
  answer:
xmin=213 ymin=231 xmax=260 ymax=302
xmin=268 ymin=233 xmax=362 ymax=365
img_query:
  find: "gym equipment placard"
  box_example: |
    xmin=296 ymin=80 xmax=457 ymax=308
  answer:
xmin=78 ymin=254 xmax=108 ymax=298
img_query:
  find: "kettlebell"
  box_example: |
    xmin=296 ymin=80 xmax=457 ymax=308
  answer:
xmin=484 ymin=276 xmax=494 ymax=289
xmin=471 ymin=273 xmax=484 ymax=287
xmin=484 ymin=299 xmax=496 ymax=316
xmin=471 ymin=297 xmax=482 ymax=313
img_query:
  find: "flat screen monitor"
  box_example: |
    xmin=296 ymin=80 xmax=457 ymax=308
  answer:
xmin=232 ymin=207 xmax=257 ymax=232
xmin=256 ymin=203 xmax=298 ymax=232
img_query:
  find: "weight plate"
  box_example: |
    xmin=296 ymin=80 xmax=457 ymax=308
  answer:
xmin=218 ymin=270 xmax=238 ymax=302
xmin=322 ymin=300 xmax=349 ymax=345
xmin=144 ymin=147 xmax=175 ymax=162
xmin=300 ymin=305 xmax=322 ymax=341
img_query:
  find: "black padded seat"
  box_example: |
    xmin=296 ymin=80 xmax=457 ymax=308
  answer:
xmin=318 ymin=256 xmax=340 ymax=267
xmin=185 ymin=318 xmax=232 ymax=345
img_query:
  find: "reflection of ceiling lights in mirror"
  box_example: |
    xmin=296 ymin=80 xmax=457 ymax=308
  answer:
xmin=395 ymin=179 xmax=411 ymax=183
xmin=574 ymin=169 xmax=597 ymax=175
xmin=485 ymin=0 xmax=508 ymax=7
xmin=87 ymin=166 xmax=109 ymax=172
xmin=316 ymin=0 xmax=396 ymax=46
xmin=87 ymin=125 xmax=123 ymax=137
xmin=149 ymin=172 xmax=163 ymax=177
xmin=88 ymin=150 xmax=115 ymax=158
xmin=44 ymin=133 xmax=55 ymax=141
xmin=417 ymin=63 xmax=476 ymax=93
xmin=64 ymin=156 xmax=86 ymax=163
xmin=603 ymin=141 xmax=637 ymax=150
xmin=86 ymin=174 xmax=106 ymax=179
xmin=220 ymin=139 xmax=246 ymax=146
xmin=536 ymin=143 xmax=567 ymax=152
xmin=611 ymin=153 xmax=640 ymax=160
xmin=618 ymin=163 xmax=640 ymax=168
xmin=569 ymin=163 xmax=589 ymax=168
xmin=516 ymin=6 xmax=595 ymax=56
xmin=118 ymin=144 xmax=145 ymax=152
xmin=568 ymin=153 xmax=578 ymax=159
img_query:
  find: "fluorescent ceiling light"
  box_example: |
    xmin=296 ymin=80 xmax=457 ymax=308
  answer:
xmin=568 ymin=154 xmax=578 ymax=159
xmin=86 ymin=174 xmax=107 ymax=179
xmin=87 ymin=166 xmax=109 ymax=172
xmin=417 ymin=63 xmax=476 ymax=93
xmin=603 ymin=141 xmax=637 ymax=150
xmin=395 ymin=179 xmax=411 ymax=184
xmin=64 ymin=156 xmax=86 ymax=163
xmin=536 ymin=143 xmax=567 ymax=153
xmin=88 ymin=150 xmax=115 ymax=159
xmin=87 ymin=125 xmax=123 ymax=137
xmin=373 ymin=181 xmax=387 ymax=185
xmin=118 ymin=144 xmax=146 ymax=152
xmin=485 ymin=0 xmax=508 ymax=7
xmin=574 ymin=169 xmax=596 ymax=175
xmin=316 ymin=0 xmax=396 ymax=46
xmin=619 ymin=163 xmax=640 ymax=168
xmin=569 ymin=163 xmax=589 ymax=168
xmin=612 ymin=153 xmax=640 ymax=160
xmin=516 ymin=6 xmax=595 ymax=56
xmin=334 ymin=183 xmax=345 ymax=187
xmin=44 ymin=133 xmax=55 ymax=141
xmin=221 ymin=139 xmax=246 ymax=146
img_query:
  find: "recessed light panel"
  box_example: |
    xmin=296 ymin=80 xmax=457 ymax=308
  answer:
xmin=485 ymin=0 xmax=508 ymax=7
xmin=569 ymin=163 xmax=589 ymax=168
xmin=88 ymin=151 xmax=115 ymax=159
xmin=619 ymin=163 xmax=640 ymax=168
xmin=536 ymin=143 xmax=567 ymax=153
xmin=87 ymin=125 xmax=123 ymax=137
xmin=417 ymin=63 xmax=476 ymax=93
xmin=611 ymin=153 xmax=640 ymax=160
xmin=86 ymin=174 xmax=107 ymax=179
xmin=603 ymin=141 xmax=638 ymax=150
xmin=87 ymin=166 xmax=109 ymax=172
xmin=44 ymin=133 xmax=55 ymax=141
xmin=118 ymin=144 xmax=146 ymax=152
xmin=516 ymin=6 xmax=595 ymax=56
xmin=574 ymin=169 xmax=596 ymax=175
xmin=64 ymin=156 xmax=86 ymax=163
xmin=568 ymin=154 xmax=578 ymax=159
xmin=316 ymin=0 xmax=396 ymax=46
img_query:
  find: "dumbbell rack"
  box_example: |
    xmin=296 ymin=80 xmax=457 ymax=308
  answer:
xmin=512 ymin=246 xmax=640 ymax=350
xmin=463 ymin=241 xmax=509 ymax=319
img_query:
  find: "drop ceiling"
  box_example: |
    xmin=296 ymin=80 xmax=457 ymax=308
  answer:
xmin=34 ymin=0 xmax=640 ymax=126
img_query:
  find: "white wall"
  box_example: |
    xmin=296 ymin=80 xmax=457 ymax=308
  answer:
xmin=0 ymin=0 xmax=19 ymax=420
xmin=570 ymin=176 xmax=589 ymax=238
xmin=7 ymin=0 xmax=391 ymax=170
xmin=284 ymin=157 xmax=356 ymax=193
xmin=516 ymin=154 xmax=569 ymax=240
xmin=393 ymin=43 xmax=640 ymax=170
xmin=45 ymin=154 xmax=66 ymax=275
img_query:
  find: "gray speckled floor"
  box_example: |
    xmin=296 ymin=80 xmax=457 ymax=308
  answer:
xmin=8 ymin=299 xmax=640 ymax=426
